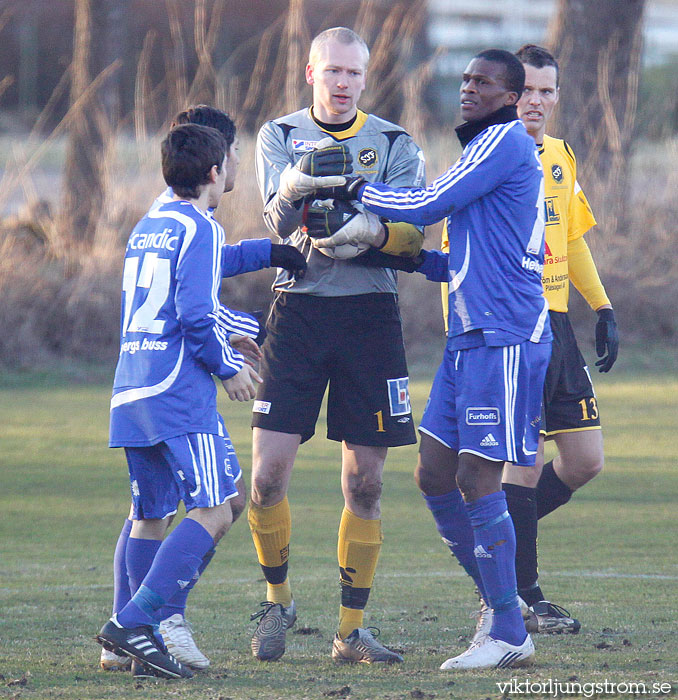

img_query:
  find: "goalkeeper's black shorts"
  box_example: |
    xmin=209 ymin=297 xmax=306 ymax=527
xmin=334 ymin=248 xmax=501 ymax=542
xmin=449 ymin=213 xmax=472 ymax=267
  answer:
xmin=541 ymin=310 xmax=601 ymax=437
xmin=252 ymin=291 xmax=416 ymax=447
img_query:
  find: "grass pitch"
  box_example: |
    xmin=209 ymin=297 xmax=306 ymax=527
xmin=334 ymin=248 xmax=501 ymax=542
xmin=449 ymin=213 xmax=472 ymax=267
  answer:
xmin=0 ymin=365 xmax=676 ymax=699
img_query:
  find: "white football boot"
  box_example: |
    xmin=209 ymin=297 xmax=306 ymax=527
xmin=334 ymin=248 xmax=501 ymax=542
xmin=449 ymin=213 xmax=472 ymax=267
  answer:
xmin=159 ymin=614 xmax=210 ymax=669
xmin=99 ymin=647 xmax=132 ymax=671
xmin=440 ymin=634 xmax=535 ymax=670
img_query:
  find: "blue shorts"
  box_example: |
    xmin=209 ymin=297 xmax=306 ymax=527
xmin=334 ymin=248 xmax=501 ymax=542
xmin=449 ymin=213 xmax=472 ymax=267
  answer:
xmin=125 ymin=415 xmax=242 ymax=519
xmin=419 ymin=341 xmax=551 ymax=466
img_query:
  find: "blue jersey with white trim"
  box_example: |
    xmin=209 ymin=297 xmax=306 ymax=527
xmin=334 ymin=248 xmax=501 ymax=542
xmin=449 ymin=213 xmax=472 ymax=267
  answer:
xmin=360 ymin=120 xmax=550 ymax=347
xmin=151 ymin=188 xmax=272 ymax=278
xmin=110 ymin=200 xmax=270 ymax=447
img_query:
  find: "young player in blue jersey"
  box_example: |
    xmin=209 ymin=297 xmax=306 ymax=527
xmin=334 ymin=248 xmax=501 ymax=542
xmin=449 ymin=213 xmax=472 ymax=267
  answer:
xmin=313 ymin=49 xmax=550 ymax=670
xmin=100 ymin=106 xmax=305 ymax=673
xmin=96 ymin=123 xmax=306 ymax=679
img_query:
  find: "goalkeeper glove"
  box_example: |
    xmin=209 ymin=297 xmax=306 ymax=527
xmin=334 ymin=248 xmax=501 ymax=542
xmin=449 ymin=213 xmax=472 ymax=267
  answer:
xmin=595 ymin=307 xmax=619 ymax=372
xmin=277 ymin=137 xmax=352 ymax=202
xmin=306 ymin=200 xmax=385 ymax=249
xmin=270 ymin=244 xmax=307 ymax=279
xmin=304 ymin=199 xmax=422 ymax=260
xmin=302 ymin=198 xmax=362 ymax=237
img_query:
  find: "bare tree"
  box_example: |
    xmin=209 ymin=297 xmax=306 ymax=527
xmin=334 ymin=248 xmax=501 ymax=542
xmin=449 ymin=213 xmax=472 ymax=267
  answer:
xmin=60 ymin=0 xmax=125 ymax=245
xmin=547 ymin=0 xmax=646 ymax=232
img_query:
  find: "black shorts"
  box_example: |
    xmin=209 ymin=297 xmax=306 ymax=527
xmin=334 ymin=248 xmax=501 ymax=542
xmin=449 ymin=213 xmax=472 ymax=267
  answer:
xmin=542 ymin=311 xmax=601 ymax=437
xmin=252 ymin=292 xmax=416 ymax=447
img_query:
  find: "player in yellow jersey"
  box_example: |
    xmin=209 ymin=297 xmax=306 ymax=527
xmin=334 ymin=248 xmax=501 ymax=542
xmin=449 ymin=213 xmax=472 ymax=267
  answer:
xmin=501 ymin=44 xmax=618 ymax=633
xmin=440 ymin=44 xmax=619 ymax=638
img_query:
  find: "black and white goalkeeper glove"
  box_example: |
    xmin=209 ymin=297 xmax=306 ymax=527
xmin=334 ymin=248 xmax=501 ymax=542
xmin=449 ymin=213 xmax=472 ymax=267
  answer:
xmin=305 ymin=200 xmax=385 ymax=249
xmin=277 ymin=137 xmax=353 ymax=202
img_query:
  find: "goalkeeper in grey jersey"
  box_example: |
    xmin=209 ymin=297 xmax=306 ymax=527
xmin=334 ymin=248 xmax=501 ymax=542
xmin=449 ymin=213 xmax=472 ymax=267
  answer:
xmin=248 ymin=26 xmax=425 ymax=664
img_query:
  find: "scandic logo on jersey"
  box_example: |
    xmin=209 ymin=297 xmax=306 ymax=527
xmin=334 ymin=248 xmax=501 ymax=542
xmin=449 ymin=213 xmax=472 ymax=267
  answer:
xmin=128 ymin=228 xmax=179 ymax=252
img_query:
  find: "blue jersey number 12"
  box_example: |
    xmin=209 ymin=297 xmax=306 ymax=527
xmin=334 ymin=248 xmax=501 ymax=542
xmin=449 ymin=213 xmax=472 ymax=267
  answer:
xmin=121 ymin=253 xmax=170 ymax=336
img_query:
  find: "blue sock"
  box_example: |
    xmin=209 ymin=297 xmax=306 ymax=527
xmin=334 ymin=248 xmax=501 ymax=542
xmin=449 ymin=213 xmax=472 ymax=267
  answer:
xmin=112 ymin=519 xmax=133 ymax=615
xmin=466 ymin=491 xmax=526 ymax=646
xmin=157 ymin=546 xmax=217 ymax=620
xmin=125 ymin=536 xmax=161 ymax=595
xmin=422 ymin=490 xmax=487 ymax=601
xmin=118 ymin=519 xmax=214 ymax=629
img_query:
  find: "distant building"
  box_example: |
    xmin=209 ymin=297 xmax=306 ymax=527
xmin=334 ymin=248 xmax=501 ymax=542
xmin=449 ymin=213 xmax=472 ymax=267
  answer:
xmin=428 ymin=0 xmax=678 ymax=117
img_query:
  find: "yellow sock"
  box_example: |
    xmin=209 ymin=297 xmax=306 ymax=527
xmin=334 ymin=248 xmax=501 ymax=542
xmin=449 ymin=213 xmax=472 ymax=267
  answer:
xmin=338 ymin=607 xmax=364 ymax=638
xmin=267 ymin=579 xmax=292 ymax=606
xmin=337 ymin=507 xmax=382 ymax=639
xmin=248 ymin=498 xmax=293 ymax=607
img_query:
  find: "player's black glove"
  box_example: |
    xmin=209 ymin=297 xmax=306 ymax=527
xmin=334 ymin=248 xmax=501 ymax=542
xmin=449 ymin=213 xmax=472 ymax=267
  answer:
xmin=352 ymin=248 xmax=426 ymax=273
xmin=317 ymin=176 xmax=367 ymax=202
xmin=270 ymin=244 xmax=307 ymax=279
xmin=296 ymin=141 xmax=353 ymax=177
xmin=595 ymin=307 xmax=619 ymax=372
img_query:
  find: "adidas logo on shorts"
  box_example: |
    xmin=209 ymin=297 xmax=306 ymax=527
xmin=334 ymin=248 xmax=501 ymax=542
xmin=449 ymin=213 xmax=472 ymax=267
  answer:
xmin=474 ymin=545 xmax=492 ymax=559
xmin=480 ymin=433 xmax=499 ymax=447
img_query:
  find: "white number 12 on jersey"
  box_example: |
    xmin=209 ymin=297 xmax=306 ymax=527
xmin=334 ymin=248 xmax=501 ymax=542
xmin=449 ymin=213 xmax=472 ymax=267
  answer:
xmin=121 ymin=253 xmax=170 ymax=336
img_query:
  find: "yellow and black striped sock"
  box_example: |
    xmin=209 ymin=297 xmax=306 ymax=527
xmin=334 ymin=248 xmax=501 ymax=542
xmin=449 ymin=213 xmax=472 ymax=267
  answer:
xmin=337 ymin=507 xmax=383 ymax=639
xmin=248 ymin=498 xmax=293 ymax=606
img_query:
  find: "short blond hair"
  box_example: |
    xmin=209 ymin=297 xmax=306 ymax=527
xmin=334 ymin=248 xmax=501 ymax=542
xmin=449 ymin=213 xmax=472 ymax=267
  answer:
xmin=308 ymin=27 xmax=370 ymax=67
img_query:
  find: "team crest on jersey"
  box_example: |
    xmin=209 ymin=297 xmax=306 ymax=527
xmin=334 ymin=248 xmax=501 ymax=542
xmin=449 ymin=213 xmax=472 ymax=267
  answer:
xmin=387 ymin=377 xmax=411 ymax=416
xmin=551 ymin=163 xmax=564 ymax=183
xmin=292 ymin=139 xmax=319 ymax=152
xmin=358 ymin=147 xmax=378 ymax=168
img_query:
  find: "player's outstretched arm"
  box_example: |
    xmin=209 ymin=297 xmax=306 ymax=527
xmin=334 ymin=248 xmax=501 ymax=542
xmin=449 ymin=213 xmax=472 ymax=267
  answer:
xmin=222 ymin=364 xmax=263 ymax=402
xmin=354 ymin=124 xmax=527 ymax=225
